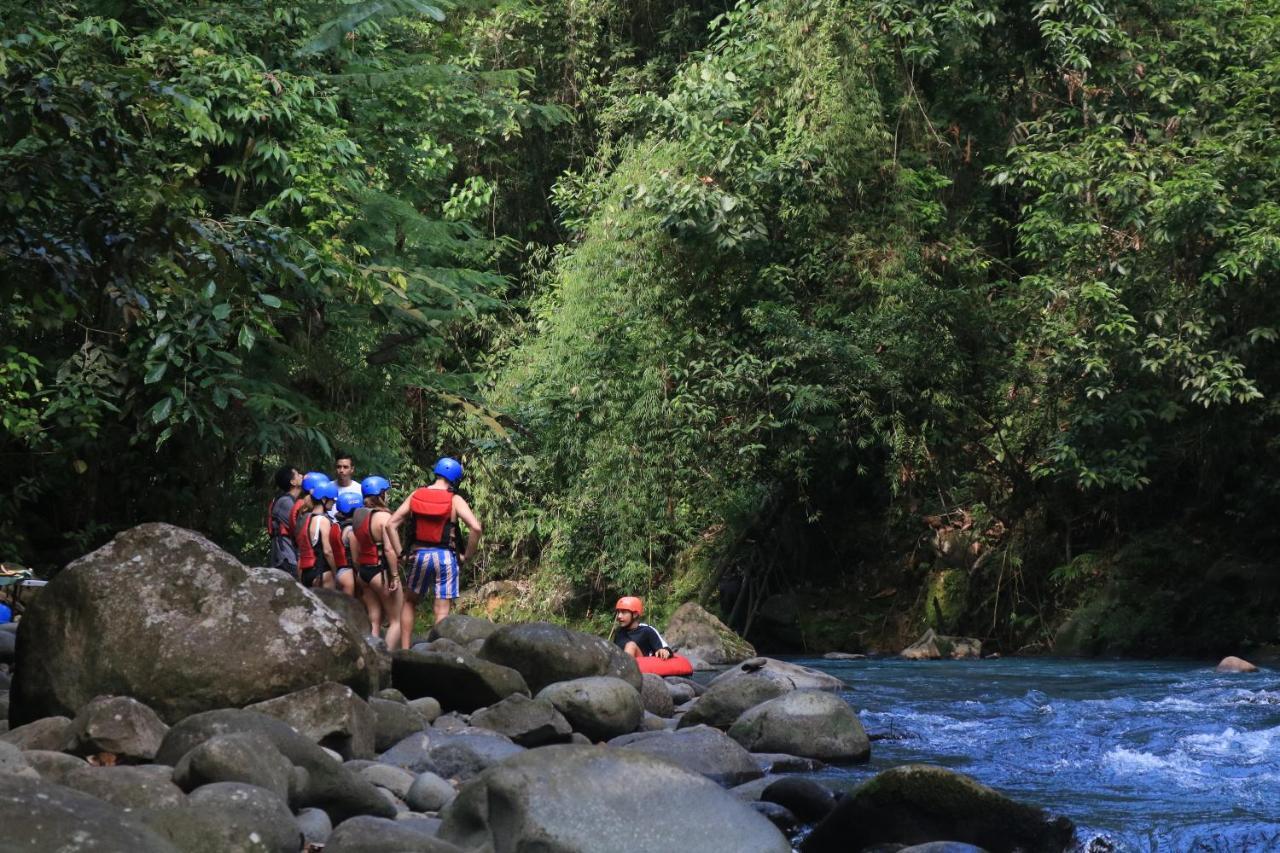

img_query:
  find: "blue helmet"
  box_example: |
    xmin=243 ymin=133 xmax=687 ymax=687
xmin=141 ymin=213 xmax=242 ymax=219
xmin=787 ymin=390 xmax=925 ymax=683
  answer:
xmin=301 ymin=471 xmax=330 ymax=495
xmin=313 ymin=480 xmax=339 ymax=502
xmin=361 ymin=475 xmax=391 ymax=497
xmin=336 ymin=491 xmax=363 ymax=515
xmin=433 ymin=457 xmax=463 ymax=485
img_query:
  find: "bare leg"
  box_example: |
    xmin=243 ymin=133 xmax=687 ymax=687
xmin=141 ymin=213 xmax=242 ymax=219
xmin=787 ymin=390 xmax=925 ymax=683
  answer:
xmin=321 ymin=571 xmax=335 ymax=590
xmin=401 ymin=590 xmax=421 ymax=650
xmin=380 ymin=579 xmax=404 ymax=650
xmin=433 ymin=597 xmax=452 ymax=626
xmin=623 ymin=641 xmax=642 ymax=659
xmin=361 ymin=579 xmax=382 ymax=639
xmin=337 ymin=570 xmax=355 ymax=597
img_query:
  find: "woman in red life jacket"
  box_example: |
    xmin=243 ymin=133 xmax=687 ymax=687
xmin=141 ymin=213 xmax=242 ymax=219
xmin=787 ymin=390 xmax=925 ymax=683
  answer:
xmin=303 ymin=480 xmax=345 ymax=590
xmin=333 ymin=491 xmax=363 ymax=597
xmin=389 ymin=457 xmax=483 ymax=633
xmin=291 ymin=472 xmax=329 ymax=584
xmin=351 ymin=476 xmax=405 ymax=649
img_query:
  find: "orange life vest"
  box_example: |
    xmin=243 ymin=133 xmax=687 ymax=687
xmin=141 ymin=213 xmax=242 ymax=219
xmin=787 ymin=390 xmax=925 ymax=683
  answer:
xmin=352 ymin=507 xmax=389 ymax=567
xmin=410 ymin=487 xmax=455 ymax=550
xmin=294 ymin=513 xmax=317 ymax=571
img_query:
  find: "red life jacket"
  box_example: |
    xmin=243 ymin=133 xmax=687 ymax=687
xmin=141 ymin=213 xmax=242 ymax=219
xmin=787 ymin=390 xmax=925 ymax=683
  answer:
xmin=266 ymin=495 xmax=293 ymax=538
xmin=328 ymin=519 xmax=348 ymax=571
xmin=410 ymin=487 xmax=455 ymax=549
xmin=294 ymin=513 xmax=317 ymax=571
xmin=288 ymin=500 xmax=308 ymax=539
xmin=352 ymin=507 xmax=388 ymax=567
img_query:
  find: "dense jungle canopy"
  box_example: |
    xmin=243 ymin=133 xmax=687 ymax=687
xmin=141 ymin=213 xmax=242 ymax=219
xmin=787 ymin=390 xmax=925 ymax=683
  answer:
xmin=3 ymin=0 xmax=1279 ymax=654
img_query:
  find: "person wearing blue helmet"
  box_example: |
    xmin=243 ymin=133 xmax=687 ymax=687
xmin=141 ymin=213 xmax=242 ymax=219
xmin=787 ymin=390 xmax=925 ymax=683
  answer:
xmin=351 ymin=475 xmax=405 ymax=648
xmin=332 ymin=490 xmax=363 ymax=597
xmin=300 ymin=480 xmax=343 ymax=589
xmin=390 ymin=456 xmax=483 ymax=631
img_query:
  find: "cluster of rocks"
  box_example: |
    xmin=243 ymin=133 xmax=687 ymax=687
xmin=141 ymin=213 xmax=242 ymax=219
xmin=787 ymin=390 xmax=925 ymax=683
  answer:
xmin=1 ymin=524 xmax=1077 ymax=852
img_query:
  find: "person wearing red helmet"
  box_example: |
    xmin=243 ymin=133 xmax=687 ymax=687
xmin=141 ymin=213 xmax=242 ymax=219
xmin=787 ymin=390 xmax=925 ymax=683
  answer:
xmin=612 ymin=596 xmax=672 ymax=660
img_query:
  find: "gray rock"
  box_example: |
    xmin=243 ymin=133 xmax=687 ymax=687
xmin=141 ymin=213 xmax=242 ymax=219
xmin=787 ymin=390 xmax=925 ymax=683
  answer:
xmin=8 ymin=524 xmax=381 ymax=726
xmin=423 ymin=733 xmax=525 ymax=782
xmin=536 ymin=676 xmax=643 ymax=741
xmin=406 ymin=771 xmax=456 ymax=812
xmin=156 ymin=708 xmax=395 ymax=822
xmin=21 ymin=749 xmax=88 ymax=783
xmin=611 ymin=725 xmax=763 ymax=786
xmin=246 ymin=682 xmax=376 ymax=760
xmin=408 ymin=696 xmax=443 ymax=724
xmin=822 ymin=652 xmax=866 ymax=660
xmin=900 ymin=629 xmax=983 ymax=660
xmin=184 ymin=782 xmax=300 ymax=853
xmin=0 ymin=630 xmax=13 ymax=664
xmin=708 ymin=657 xmax=846 ymax=693
xmin=730 ymin=775 xmax=781 ymax=801
xmin=62 ymin=764 xmax=187 ymax=810
xmin=479 ymin=621 xmax=643 ymax=693
xmin=469 ymin=693 xmax=572 ymax=747
xmin=371 ymin=696 xmax=426 ymax=751
xmin=663 ymin=602 xmax=756 ymax=665
xmin=65 ymin=694 xmax=169 ymax=761
xmin=313 ymin=586 xmax=373 ymax=636
xmin=678 ymin=672 xmax=790 ymax=729
xmin=173 ymin=731 xmax=294 ymax=802
xmin=0 ymin=773 xmax=178 ymax=851
xmin=376 ymin=688 xmax=409 ymax=703
xmin=429 ymin=712 xmax=471 ymax=735
xmin=438 ymin=744 xmax=790 ymax=852
xmin=0 ymin=740 xmax=34 ymax=776
xmin=666 ymin=679 xmax=700 ymax=705
xmin=751 ymin=799 xmax=799 ymax=833
xmin=728 ymin=690 xmax=870 ymax=762
xmin=900 ymin=843 xmax=990 ymax=853
xmin=640 ymin=711 xmax=673 ymax=731
xmin=391 ymin=648 xmax=530 ymax=713
xmin=377 ymin=732 xmax=434 ymax=773
xmin=396 ymin=813 xmax=444 ymax=835
xmin=752 ymin=752 xmax=826 ymax=773
xmin=296 ymin=807 xmax=333 ymax=845
xmin=327 ymin=815 xmax=464 ymax=852
xmin=801 ymin=764 xmax=1075 ymax=853
xmin=362 ymin=763 xmax=415 ymax=798
xmin=761 ymin=776 xmax=837 ymax=822
xmin=640 ymin=673 xmax=675 ymax=717
xmin=427 ymin=615 xmax=498 ymax=646
xmin=420 ymin=637 xmax=467 ymax=655
xmin=0 ymin=715 xmax=72 ymax=750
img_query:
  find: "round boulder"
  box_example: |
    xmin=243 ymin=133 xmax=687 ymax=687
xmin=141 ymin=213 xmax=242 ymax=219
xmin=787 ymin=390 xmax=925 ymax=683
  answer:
xmin=327 ymin=815 xmax=463 ymax=852
xmin=640 ymin=673 xmax=675 ymax=718
xmin=64 ymin=694 xmax=169 ymax=762
xmin=184 ymin=782 xmax=300 ymax=853
xmin=438 ymin=744 xmax=790 ymax=852
xmin=9 ymin=524 xmax=380 ymax=726
xmin=0 ymin=773 xmax=178 ymax=852
xmin=468 ymin=693 xmax=572 ymax=747
xmin=678 ymin=673 xmax=789 ymax=729
xmin=708 ymin=658 xmax=846 ymax=693
xmin=1215 ymin=656 xmax=1259 ymax=673
xmin=391 ymin=649 xmax=529 ymax=713
xmin=427 ymin=615 xmax=498 ymax=647
xmin=728 ymin=690 xmax=869 ymax=763
xmin=479 ymin=621 xmax=642 ymax=693
xmin=610 ymin=725 xmax=763 ymax=786
xmin=536 ymin=676 xmax=643 ymax=742
xmin=62 ymin=764 xmax=187 ymax=810
xmin=801 ymin=764 xmax=1075 ymax=853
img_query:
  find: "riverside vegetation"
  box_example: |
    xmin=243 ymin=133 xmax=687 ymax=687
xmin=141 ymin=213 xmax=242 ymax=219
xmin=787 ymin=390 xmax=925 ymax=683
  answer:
xmin=3 ymin=0 xmax=1280 ymax=656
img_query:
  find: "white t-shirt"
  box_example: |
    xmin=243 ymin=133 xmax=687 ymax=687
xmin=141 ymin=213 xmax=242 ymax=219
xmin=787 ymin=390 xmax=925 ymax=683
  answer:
xmin=329 ymin=481 xmax=364 ymax=519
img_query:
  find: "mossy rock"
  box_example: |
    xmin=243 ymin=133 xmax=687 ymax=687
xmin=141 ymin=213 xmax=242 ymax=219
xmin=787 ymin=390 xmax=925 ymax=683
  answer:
xmin=923 ymin=569 xmax=969 ymax=633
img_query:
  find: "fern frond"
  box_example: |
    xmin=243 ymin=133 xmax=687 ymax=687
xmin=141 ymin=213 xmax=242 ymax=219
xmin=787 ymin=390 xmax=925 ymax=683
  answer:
xmin=296 ymin=0 xmax=453 ymax=57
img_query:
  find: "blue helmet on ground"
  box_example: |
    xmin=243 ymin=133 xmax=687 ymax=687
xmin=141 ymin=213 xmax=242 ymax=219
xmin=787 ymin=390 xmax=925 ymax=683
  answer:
xmin=433 ymin=457 xmax=463 ymax=485
xmin=361 ymin=475 xmax=391 ymax=497
xmin=336 ymin=492 xmax=363 ymax=515
xmin=301 ymin=471 xmax=330 ymax=495
xmin=313 ymin=480 xmax=339 ymax=502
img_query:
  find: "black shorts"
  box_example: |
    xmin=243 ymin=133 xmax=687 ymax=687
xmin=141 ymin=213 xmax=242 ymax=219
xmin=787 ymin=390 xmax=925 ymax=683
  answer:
xmin=300 ymin=566 xmax=326 ymax=588
xmin=357 ymin=564 xmax=384 ymax=584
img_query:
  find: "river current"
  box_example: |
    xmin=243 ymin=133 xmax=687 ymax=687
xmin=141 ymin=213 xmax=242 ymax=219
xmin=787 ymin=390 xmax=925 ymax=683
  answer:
xmin=795 ymin=656 xmax=1280 ymax=852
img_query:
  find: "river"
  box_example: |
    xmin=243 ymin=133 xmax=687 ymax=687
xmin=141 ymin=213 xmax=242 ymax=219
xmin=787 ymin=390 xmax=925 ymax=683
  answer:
xmin=796 ymin=656 xmax=1280 ymax=852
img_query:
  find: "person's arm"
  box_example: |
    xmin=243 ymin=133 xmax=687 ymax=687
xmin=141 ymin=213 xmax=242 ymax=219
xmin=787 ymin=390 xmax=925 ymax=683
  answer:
xmin=380 ymin=514 xmax=402 ymax=591
xmin=645 ymin=625 xmax=672 ymax=659
xmin=318 ymin=517 xmax=335 ymax=568
xmin=453 ymin=495 xmax=483 ymax=563
xmin=388 ymin=495 xmax=413 ymax=528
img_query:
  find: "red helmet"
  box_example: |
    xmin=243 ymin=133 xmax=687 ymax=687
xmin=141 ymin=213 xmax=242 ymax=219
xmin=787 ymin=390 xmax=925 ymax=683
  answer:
xmin=615 ymin=596 xmax=644 ymax=616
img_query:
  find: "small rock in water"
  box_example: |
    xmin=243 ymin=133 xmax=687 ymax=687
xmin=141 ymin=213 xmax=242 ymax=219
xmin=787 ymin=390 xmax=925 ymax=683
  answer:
xmin=1216 ymin=656 xmax=1259 ymax=673
xmin=822 ymin=652 xmax=865 ymax=660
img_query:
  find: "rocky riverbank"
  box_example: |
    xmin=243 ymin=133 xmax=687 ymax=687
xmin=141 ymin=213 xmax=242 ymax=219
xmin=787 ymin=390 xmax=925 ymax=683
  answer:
xmin=0 ymin=524 xmax=1076 ymax=852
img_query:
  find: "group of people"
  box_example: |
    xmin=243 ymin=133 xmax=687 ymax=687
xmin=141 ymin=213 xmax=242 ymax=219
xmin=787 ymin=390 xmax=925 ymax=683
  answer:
xmin=265 ymin=452 xmax=675 ymax=661
xmin=266 ymin=453 xmax=482 ymax=649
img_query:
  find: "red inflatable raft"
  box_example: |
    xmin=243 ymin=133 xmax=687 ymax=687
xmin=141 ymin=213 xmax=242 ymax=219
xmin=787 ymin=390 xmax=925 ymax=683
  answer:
xmin=636 ymin=654 xmax=694 ymax=677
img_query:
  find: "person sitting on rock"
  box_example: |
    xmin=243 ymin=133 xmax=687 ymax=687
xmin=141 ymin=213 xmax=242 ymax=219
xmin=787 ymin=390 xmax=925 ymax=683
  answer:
xmin=612 ymin=596 xmax=672 ymax=659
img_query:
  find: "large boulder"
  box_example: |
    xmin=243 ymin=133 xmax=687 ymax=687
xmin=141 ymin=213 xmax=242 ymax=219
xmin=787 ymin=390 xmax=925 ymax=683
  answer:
xmin=61 ymin=764 xmax=187 ymax=810
xmin=0 ymin=715 xmax=72 ymax=750
xmin=9 ymin=524 xmax=380 ymax=726
xmin=20 ymin=749 xmax=87 ymax=784
xmin=156 ymin=708 xmax=395 ymax=822
xmin=640 ymin=673 xmax=675 ymax=718
xmin=391 ymin=649 xmax=529 ymax=713
xmin=419 ymin=733 xmax=525 ymax=783
xmin=64 ymin=694 xmax=169 ymax=762
xmin=313 ymin=587 xmax=373 ymax=636
xmin=479 ymin=621 xmax=642 ymax=693
xmin=708 ymin=657 xmax=846 ymax=693
xmin=0 ymin=773 xmax=179 ymax=852
xmin=663 ymin=602 xmax=755 ymax=666
xmin=801 ymin=764 xmax=1075 ymax=853
xmin=184 ymin=782 xmax=300 ymax=853
xmin=678 ymin=673 xmax=790 ymax=729
xmin=427 ymin=615 xmax=498 ymax=647
xmin=469 ymin=693 xmax=573 ymax=747
xmin=438 ymin=744 xmax=790 ymax=852
xmin=536 ymin=677 xmax=643 ymax=742
xmin=172 ymin=731 xmax=295 ymax=802
xmin=900 ymin=629 xmax=983 ymax=660
xmin=611 ymin=725 xmax=763 ymax=786
xmin=246 ymin=682 xmax=376 ymax=760
xmin=728 ymin=690 xmax=870 ymax=763
xmin=370 ymin=697 xmax=427 ymax=752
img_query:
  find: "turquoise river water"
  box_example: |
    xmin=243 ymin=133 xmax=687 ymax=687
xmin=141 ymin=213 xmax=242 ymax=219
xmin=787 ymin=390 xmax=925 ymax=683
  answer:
xmin=796 ymin=656 xmax=1280 ymax=852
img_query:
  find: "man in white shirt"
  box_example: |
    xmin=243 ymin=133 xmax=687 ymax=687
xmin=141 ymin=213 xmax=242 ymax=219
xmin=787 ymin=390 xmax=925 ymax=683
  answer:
xmin=333 ymin=453 xmax=363 ymax=515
